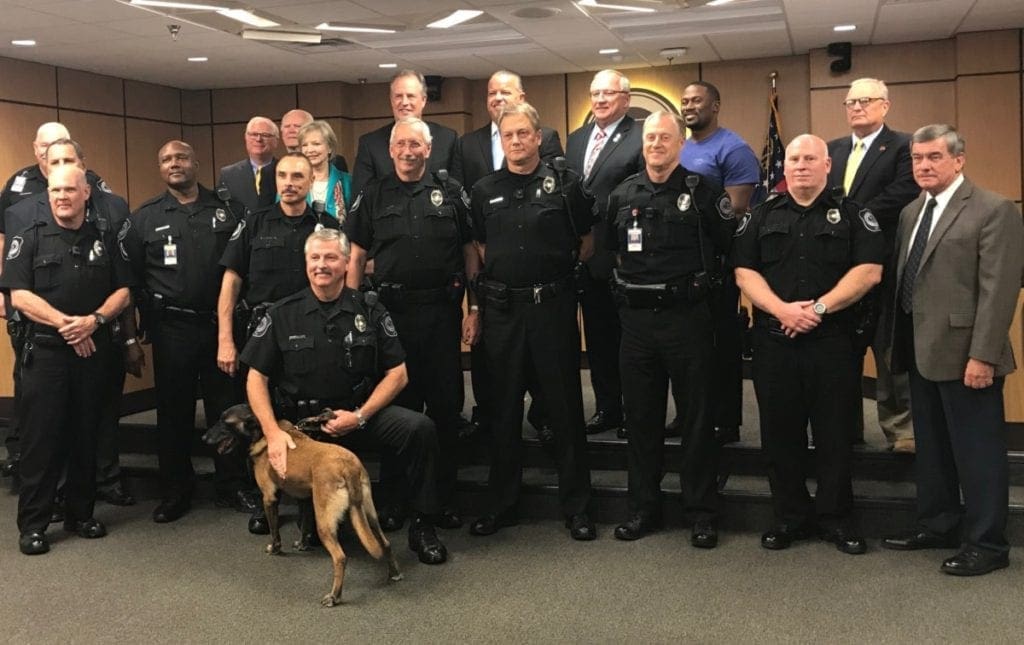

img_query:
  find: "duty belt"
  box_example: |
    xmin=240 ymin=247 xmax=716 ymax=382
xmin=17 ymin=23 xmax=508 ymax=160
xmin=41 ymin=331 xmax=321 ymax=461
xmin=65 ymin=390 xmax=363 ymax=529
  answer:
xmin=613 ymin=271 xmax=709 ymax=309
xmin=506 ymin=275 xmax=575 ymax=304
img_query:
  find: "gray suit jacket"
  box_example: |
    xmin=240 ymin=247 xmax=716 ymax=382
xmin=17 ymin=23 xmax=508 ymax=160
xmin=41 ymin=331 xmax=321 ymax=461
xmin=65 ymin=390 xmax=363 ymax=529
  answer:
xmin=890 ymin=177 xmax=1024 ymax=381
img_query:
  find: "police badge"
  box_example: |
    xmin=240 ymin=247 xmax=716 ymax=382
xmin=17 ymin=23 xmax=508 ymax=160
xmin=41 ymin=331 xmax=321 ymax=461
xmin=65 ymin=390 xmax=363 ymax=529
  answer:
xmin=677 ymin=193 xmax=692 ymax=212
xmin=430 ymin=189 xmax=443 ymax=207
xmin=542 ymin=176 xmax=556 ymax=194
xmin=93 ymin=240 xmax=105 ymax=257
xmin=314 ymin=223 xmax=324 ymax=232
xmin=826 ymin=208 xmax=842 ymax=224
xmin=215 ymin=208 xmax=227 ymax=222
xmin=354 ymin=314 xmax=367 ymax=332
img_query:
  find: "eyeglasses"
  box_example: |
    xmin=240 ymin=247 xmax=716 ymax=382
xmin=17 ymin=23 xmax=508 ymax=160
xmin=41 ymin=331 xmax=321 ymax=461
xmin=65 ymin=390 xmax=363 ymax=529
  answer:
xmin=246 ymin=132 xmax=277 ymax=140
xmin=590 ymin=90 xmax=628 ymax=99
xmin=843 ymin=97 xmax=884 ymax=109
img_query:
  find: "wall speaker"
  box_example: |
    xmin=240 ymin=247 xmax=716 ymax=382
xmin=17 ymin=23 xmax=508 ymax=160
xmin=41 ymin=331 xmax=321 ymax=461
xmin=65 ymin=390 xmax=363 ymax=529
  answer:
xmin=424 ymin=75 xmax=444 ymax=102
xmin=827 ymin=42 xmax=852 ymax=73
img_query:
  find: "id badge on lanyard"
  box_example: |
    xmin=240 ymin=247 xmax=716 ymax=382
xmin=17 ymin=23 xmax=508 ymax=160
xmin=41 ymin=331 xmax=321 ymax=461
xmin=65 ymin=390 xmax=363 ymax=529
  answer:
xmin=163 ymin=235 xmax=178 ymax=266
xmin=626 ymin=208 xmax=642 ymax=252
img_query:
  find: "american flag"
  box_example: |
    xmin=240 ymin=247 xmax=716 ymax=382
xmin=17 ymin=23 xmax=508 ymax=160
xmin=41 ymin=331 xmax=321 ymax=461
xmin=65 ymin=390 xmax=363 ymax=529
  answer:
xmin=756 ymin=85 xmax=787 ymax=203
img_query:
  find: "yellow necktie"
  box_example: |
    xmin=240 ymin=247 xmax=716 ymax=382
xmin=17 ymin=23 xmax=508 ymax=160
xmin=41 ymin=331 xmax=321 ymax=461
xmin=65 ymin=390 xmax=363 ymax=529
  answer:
xmin=254 ymin=165 xmax=262 ymax=196
xmin=843 ymin=140 xmax=864 ymax=195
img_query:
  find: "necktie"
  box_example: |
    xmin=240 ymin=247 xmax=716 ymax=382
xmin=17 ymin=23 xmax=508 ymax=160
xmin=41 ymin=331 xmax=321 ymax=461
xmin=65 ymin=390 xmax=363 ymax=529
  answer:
xmin=899 ymin=198 xmax=938 ymax=314
xmin=842 ymin=140 xmax=864 ymax=195
xmin=254 ymin=165 xmax=262 ymax=196
xmin=584 ymin=128 xmax=607 ymax=179
xmin=492 ymin=129 xmax=504 ymax=171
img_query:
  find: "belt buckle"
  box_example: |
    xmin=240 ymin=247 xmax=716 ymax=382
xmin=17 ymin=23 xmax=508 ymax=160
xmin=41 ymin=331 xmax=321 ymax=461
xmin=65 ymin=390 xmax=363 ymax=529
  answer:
xmin=533 ymin=286 xmax=543 ymax=304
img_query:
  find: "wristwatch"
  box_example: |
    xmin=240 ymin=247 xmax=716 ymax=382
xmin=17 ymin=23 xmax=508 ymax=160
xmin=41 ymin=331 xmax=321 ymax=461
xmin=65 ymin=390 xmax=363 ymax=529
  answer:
xmin=812 ymin=301 xmax=828 ymax=315
xmin=93 ymin=312 xmax=108 ymax=326
xmin=353 ymin=407 xmax=368 ymax=429
xmin=124 ymin=337 xmax=138 ymax=347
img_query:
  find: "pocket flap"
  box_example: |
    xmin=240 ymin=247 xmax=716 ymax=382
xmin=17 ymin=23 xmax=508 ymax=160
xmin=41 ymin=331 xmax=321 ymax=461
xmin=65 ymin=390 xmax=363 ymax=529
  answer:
xmin=285 ymin=336 xmax=315 ymax=351
xmin=33 ymin=253 xmax=62 ymax=268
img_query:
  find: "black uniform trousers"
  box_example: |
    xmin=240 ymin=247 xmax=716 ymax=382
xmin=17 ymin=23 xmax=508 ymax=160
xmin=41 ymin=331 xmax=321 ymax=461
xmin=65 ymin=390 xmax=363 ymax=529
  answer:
xmin=620 ymin=301 xmax=718 ymax=521
xmin=96 ymin=350 xmax=127 ymax=486
xmin=150 ymin=313 xmax=245 ymax=498
xmin=579 ymin=272 xmax=623 ymax=419
xmin=319 ymin=405 xmax=441 ymax=517
xmin=751 ymin=327 xmax=857 ymax=528
xmin=901 ymin=311 xmax=1008 ymax=555
xmin=17 ymin=338 xmax=110 ymax=533
xmin=389 ymin=300 xmax=463 ymax=507
xmin=471 ymin=330 xmax=550 ymax=428
xmin=4 ymin=328 xmax=26 ymax=457
xmin=709 ymin=272 xmax=743 ymax=429
xmin=483 ymin=291 xmax=591 ymax=517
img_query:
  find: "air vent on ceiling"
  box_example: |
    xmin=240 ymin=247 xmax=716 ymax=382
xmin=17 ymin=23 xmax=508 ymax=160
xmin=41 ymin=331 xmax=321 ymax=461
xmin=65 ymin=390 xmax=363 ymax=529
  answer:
xmin=265 ymin=37 xmax=361 ymax=54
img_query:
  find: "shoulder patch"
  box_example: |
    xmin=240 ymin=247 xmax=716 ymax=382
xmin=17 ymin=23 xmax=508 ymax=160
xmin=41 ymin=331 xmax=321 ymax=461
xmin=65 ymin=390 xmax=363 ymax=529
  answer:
xmin=460 ymin=186 xmax=470 ymax=209
xmin=859 ymin=209 xmax=881 ymax=233
xmin=733 ymin=213 xmax=751 ymax=238
xmin=252 ymin=313 xmax=271 ymax=338
xmin=380 ymin=312 xmax=398 ymax=338
xmin=716 ymin=193 xmax=735 ymax=220
xmin=6 ymin=236 xmax=23 ymax=261
xmin=98 ymin=179 xmax=112 ymax=194
xmin=350 ymin=192 xmax=363 ymax=214
xmin=117 ymin=218 xmax=131 ymax=241
xmin=230 ymin=219 xmax=246 ymax=241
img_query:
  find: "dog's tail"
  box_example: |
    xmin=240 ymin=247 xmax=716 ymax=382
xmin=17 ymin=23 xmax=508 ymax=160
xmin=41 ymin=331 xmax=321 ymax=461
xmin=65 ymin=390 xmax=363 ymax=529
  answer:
xmin=350 ymin=504 xmax=384 ymax=560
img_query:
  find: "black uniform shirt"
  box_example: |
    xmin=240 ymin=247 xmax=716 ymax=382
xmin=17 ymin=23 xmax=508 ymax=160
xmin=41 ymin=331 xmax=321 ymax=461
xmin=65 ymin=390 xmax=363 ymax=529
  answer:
xmin=470 ymin=163 xmax=595 ymax=287
xmin=240 ymin=287 xmax=405 ymax=401
xmin=731 ymin=191 xmax=885 ymax=304
xmin=219 ymin=204 xmax=338 ymax=305
xmin=0 ymin=216 xmax=134 ymax=324
xmin=607 ymin=165 xmax=735 ymax=285
xmin=120 ymin=185 xmax=243 ymax=311
xmin=343 ymin=173 xmax=472 ymax=289
xmin=0 ymin=166 xmax=108 ymax=229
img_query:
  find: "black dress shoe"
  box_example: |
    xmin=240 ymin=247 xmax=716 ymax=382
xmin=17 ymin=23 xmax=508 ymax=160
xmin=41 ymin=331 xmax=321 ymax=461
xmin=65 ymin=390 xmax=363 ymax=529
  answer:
xmin=761 ymin=525 xmax=812 ymax=550
xmin=715 ymin=426 xmax=740 ymax=445
xmin=617 ymin=427 xmax=628 ymax=439
xmin=469 ymin=511 xmax=518 ymax=536
xmin=96 ymin=481 xmax=136 ymax=506
xmin=64 ymin=518 xmax=107 ymax=539
xmin=1 ymin=453 xmax=19 ymax=478
xmin=436 ymin=508 xmax=463 ymax=529
xmin=614 ymin=513 xmax=661 ymax=541
xmin=585 ymin=410 xmax=623 ymax=435
xmin=566 ymin=513 xmax=597 ymax=541
xmin=408 ymin=517 xmax=448 ymax=564
xmin=881 ymin=530 xmax=960 ymax=551
xmin=535 ymin=423 xmax=555 ymax=446
xmin=941 ymin=549 xmax=1009 ymax=576
xmin=153 ymin=496 xmax=191 ymax=523
xmin=19 ymin=530 xmax=48 ymax=555
xmin=248 ymin=508 xmax=269 ymax=535
xmin=819 ymin=527 xmax=866 ymax=555
xmin=378 ymin=506 xmax=407 ymax=532
xmin=664 ymin=417 xmax=682 ymax=438
xmin=216 ymin=489 xmax=260 ymax=514
xmin=691 ymin=520 xmax=719 ymax=549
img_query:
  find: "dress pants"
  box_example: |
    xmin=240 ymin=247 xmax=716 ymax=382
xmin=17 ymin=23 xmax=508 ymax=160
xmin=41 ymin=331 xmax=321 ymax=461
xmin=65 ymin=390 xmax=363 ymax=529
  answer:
xmin=579 ymin=271 xmax=623 ymax=418
xmin=752 ymin=328 xmax=857 ymax=528
xmin=150 ymin=313 xmax=245 ymax=498
xmin=619 ymin=301 xmax=718 ymax=521
xmin=483 ymin=291 xmax=592 ymax=516
xmin=17 ymin=339 xmax=109 ymax=533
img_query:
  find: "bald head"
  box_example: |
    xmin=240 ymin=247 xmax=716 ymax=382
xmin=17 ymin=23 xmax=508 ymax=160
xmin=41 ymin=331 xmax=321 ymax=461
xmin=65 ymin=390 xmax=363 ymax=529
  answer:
xmin=783 ymin=134 xmax=831 ymax=204
xmin=281 ymin=109 xmax=314 ymax=151
xmin=34 ymin=122 xmax=71 ymax=168
xmin=47 ymin=165 xmax=90 ymax=226
xmin=486 ymin=70 xmax=527 ymax=123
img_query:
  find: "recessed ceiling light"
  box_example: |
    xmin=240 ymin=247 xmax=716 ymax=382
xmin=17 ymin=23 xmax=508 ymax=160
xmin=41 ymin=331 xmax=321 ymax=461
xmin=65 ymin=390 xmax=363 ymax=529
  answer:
xmin=129 ymin=0 xmax=228 ymax=10
xmin=217 ymin=9 xmax=279 ymax=28
xmin=187 ymin=56 xmax=208 ymax=62
xmin=427 ymin=9 xmax=484 ymax=29
xmin=316 ymin=22 xmax=398 ymax=34
xmin=706 ymin=0 xmax=734 ymax=6
xmin=577 ymin=0 xmax=657 ymax=13
xmin=240 ymin=28 xmax=320 ymax=43
xmin=833 ymin=24 xmax=856 ymax=32
xmin=599 ymin=48 xmax=620 ymax=54
xmin=378 ymin=63 xmax=398 ymax=69
xmin=11 ymin=39 xmax=36 ymax=47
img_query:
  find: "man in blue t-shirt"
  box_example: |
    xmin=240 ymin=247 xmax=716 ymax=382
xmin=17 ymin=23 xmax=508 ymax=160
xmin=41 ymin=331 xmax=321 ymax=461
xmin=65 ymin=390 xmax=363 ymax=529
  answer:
xmin=672 ymin=81 xmax=760 ymax=445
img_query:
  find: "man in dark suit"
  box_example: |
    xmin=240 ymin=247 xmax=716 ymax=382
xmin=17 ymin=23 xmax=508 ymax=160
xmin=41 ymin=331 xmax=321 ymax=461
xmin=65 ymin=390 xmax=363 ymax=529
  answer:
xmin=827 ymin=78 xmax=919 ymax=451
xmin=351 ymin=70 xmax=457 ymax=196
xmin=882 ymin=124 xmax=1023 ymax=576
xmin=451 ymin=70 xmax=564 ymax=434
xmin=218 ymin=116 xmax=278 ymax=213
xmin=566 ymin=69 xmax=644 ymax=437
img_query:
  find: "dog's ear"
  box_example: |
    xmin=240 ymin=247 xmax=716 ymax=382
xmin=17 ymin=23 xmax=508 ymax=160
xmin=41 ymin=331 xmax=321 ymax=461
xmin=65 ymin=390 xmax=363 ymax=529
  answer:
xmin=243 ymin=415 xmax=264 ymax=440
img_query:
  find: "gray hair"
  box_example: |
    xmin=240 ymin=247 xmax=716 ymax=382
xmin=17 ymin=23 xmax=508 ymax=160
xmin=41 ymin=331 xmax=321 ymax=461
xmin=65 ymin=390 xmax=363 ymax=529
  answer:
xmin=849 ymin=77 xmax=889 ymax=100
xmin=390 ymin=117 xmax=433 ymax=145
xmin=912 ymin=124 xmax=965 ymax=156
xmin=304 ymin=227 xmax=351 ymax=258
xmin=497 ymin=102 xmax=541 ymax=131
xmin=592 ymin=69 xmax=631 ymax=93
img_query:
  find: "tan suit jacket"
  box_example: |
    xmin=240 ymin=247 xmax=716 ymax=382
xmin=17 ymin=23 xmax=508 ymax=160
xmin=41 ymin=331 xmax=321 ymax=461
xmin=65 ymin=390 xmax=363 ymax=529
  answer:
xmin=890 ymin=177 xmax=1024 ymax=381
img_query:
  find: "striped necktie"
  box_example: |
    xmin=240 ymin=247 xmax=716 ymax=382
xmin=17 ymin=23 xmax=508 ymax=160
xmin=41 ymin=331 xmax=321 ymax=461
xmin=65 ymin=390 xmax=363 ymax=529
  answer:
xmin=899 ymin=198 xmax=938 ymax=314
xmin=584 ymin=128 xmax=607 ymax=179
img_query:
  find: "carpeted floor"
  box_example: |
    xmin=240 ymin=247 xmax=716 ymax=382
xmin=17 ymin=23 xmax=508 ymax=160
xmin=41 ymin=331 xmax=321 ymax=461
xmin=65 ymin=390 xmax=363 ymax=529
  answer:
xmin=1 ymin=490 xmax=1020 ymax=644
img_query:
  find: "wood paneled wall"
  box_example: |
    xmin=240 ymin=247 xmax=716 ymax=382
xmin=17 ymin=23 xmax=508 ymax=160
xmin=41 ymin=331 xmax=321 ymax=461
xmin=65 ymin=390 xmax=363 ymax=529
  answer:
xmin=1 ymin=29 xmax=1023 ymax=416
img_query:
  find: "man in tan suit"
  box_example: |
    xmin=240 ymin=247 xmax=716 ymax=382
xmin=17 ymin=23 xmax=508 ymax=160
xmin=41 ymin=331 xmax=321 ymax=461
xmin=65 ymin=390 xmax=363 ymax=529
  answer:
xmin=882 ymin=124 xmax=1023 ymax=576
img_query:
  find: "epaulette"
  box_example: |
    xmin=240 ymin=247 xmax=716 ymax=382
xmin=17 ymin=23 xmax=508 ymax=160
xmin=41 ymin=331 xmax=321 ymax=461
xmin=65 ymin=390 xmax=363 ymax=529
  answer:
xmin=136 ymin=193 xmax=167 ymax=210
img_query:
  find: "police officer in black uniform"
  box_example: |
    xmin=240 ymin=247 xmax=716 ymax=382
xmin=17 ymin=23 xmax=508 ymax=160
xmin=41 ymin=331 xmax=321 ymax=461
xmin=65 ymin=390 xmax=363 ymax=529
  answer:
xmin=0 ymin=165 xmax=133 ymax=555
xmin=120 ymin=140 xmax=250 ymax=524
xmin=733 ymin=134 xmax=883 ymax=555
xmin=344 ymin=116 xmax=481 ymax=531
xmin=242 ymin=227 xmax=448 ymax=564
xmin=0 ymin=123 xmax=111 ymax=480
xmin=608 ymin=111 xmax=736 ymax=547
xmin=217 ymin=152 xmax=338 ymax=533
xmin=468 ymin=102 xmax=596 ymax=540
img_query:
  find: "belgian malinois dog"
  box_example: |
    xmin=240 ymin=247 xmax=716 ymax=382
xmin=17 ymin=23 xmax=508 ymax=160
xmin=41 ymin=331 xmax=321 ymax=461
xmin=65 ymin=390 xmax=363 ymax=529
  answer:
xmin=204 ymin=404 xmax=402 ymax=606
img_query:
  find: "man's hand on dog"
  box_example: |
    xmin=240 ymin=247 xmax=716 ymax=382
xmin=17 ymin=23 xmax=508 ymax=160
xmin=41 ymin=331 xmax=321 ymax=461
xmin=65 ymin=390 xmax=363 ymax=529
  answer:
xmin=322 ymin=410 xmax=361 ymax=437
xmin=267 ymin=430 xmax=297 ymax=478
